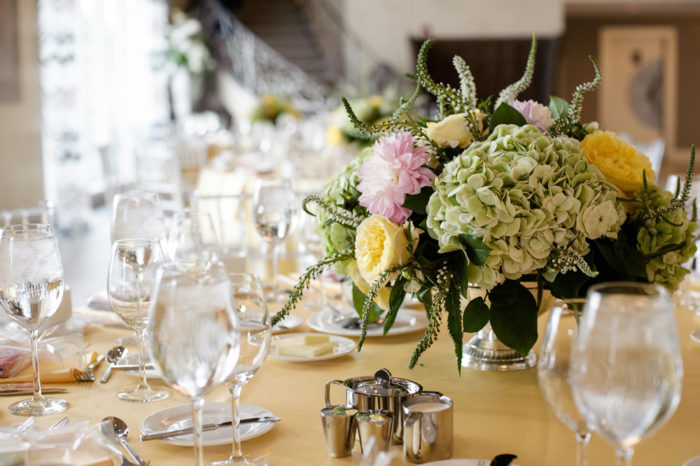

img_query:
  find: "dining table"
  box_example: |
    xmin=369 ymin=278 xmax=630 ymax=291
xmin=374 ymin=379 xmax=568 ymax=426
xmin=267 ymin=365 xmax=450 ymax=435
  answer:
xmin=1 ymin=289 xmax=699 ymax=466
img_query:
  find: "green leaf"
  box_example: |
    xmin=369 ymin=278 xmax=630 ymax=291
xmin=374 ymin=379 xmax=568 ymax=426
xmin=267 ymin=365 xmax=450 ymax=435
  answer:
xmin=463 ymin=296 xmax=490 ymax=332
xmin=549 ymin=270 xmax=589 ymax=299
xmin=403 ymin=186 xmax=434 ymax=214
xmin=417 ymin=285 xmax=433 ymax=315
xmin=489 ymin=281 xmax=538 ymax=356
xmin=548 ymin=95 xmax=569 ymax=120
xmin=384 ymin=278 xmax=407 ymax=335
xmin=445 ymin=286 xmax=463 ymax=371
xmin=451 ymin=253 xmax=471 ymax=298
xmin=489 ymin=103 xmax=527 ymax=131
xmin=352 ymin=283 xmax=383 ymax=324
xmin=458 ymin=234 xmax=492 ymax=266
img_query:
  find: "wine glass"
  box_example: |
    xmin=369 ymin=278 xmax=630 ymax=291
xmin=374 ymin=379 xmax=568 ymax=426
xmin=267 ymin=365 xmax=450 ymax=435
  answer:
xmin=212 ymin=273 xmax=271 ymax=466
xmin=111 ymin=191 xmax=165 ymax=243
xmin=148 ymin=263 xmax=241 ymax=466
xmin=107 ymin=238 xmax=171 ymax=402
xmin=252 ymin=178 xmax=297 ymax=302
xmin=538 ymin=298 xmax=591 ymax=466
xmin=165 ymin=210 xmax=220 ymax=270
xmin=570 ymin=282 xmax=683 ymax=466
xmin=299 ymin=206 xmax=328 ymax=310
xmin=0 ymin=224 xmax=68 ymax=415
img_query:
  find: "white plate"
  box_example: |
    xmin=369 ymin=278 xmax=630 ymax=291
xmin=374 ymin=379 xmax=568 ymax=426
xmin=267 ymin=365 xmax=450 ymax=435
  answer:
xmin=307 ymin=309 xmax=427 ymax=337
xmin=423 ymin=460 xmax=519 ymax=466
xmin=268 ymin=333 xmax=355 ymax=362
xmin=271 ymin=315 xmax=303 ymax=334
xmin=140 ymin=402 xmax=276 ymax=447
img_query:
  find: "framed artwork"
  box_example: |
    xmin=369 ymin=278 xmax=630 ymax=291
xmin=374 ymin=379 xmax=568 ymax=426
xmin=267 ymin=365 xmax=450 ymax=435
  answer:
xmin=598 ymin=26 xmax=678 ymax=172
xmin=0 ymin=0 xmax=20 ymax=103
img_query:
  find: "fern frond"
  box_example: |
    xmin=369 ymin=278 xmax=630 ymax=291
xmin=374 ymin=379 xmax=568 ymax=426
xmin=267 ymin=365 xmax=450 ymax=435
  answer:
xmin=568 ymin=56 xmax=601 ymax=123
xmin=453 ymin=55 xmax=477 ymax=109
xmin=416 ymin=39 xmax=464 ymax=113
xmin=341 ymin=97 xmax=381 ymax=137
xmin=408 ymin=289 xmax=444 ymax=369
xmin=357 ymin=266 xmax=402 ymax=350
xmin=303 ymin=195 xmax=365 ymax=229
xmin=272 ymin=250 xmax=355 ymax=325
xmin=495 ymin=35 xmax=537 ymax=108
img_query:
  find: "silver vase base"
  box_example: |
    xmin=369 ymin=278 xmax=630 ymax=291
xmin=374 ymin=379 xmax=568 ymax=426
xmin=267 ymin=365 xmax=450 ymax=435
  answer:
xmin=461 ymin=330 xmax=537 ymax=371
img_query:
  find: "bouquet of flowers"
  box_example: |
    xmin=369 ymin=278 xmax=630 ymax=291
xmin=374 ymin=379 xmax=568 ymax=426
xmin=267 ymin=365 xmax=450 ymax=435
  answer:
xmin=165 ymin=9 xmax=215 ymax=76
xmin=273 ymin=37 xmax=697 ymax=370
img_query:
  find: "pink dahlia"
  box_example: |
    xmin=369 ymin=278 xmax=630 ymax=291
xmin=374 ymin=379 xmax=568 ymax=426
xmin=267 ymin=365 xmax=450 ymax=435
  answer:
xmin=510 ymin=99 xmax=554 ymax=132
xmin=357 ymin=132 xmax=435 ymax=224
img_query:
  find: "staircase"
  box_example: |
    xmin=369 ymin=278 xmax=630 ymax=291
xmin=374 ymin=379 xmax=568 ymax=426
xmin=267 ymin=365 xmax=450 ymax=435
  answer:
xmin=235 ymin=0 xmax=341 ymax=88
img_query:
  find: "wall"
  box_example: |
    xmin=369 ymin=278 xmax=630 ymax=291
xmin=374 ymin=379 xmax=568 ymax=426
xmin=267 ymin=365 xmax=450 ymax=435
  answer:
xmin=0 ymin=0 xmax=43 ymax=210
xmin=341 ymin=0 xmax=564 ymax=75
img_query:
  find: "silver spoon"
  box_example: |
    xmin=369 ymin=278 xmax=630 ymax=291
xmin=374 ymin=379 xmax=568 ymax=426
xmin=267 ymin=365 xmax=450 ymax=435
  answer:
xmin=101 ymin=416 xmax=148 ymax=466
xmin=100 ymin=345 xmax=127 ymax=383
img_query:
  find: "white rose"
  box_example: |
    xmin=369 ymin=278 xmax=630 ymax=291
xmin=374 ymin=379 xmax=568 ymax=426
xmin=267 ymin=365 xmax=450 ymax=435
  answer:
xmin=425 ymin=111 xmax=486 ymax=149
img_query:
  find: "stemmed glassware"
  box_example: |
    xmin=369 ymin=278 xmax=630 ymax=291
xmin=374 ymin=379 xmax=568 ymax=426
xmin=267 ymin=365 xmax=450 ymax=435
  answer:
xmin=148 ymin=263 xmax=241 ymax=466
xmin=165 ymin=210 xmax=220 ymax=270
xmin=570 ymin=282 xmax=683 ymax=466
xmin=252 ymin=178 xmax=297 ymax=302
xmin=0 ymin=224 xmax=68 ymax=416
xmin=111 ymin=191 xmax=166 ymax=243
xmin=213 ymin=273 xmax=271 ymax=466
xmin=538 ymin=298 xmax=591 ymax=466
xmin=107 ymin=238 xmax=171 ymax=402
xmin=299 ymin=207 xmax=328 ymax=310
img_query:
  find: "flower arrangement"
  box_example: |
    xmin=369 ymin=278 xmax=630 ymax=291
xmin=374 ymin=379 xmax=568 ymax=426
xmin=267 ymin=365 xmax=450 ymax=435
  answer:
xmin=166 ymin=9 xmax=215 ymax=76
xmin=325 ymin=94 xmax=399 ymax=146
xmin=250 ymin=94 xmax=301 ymax=124
xmin=273 ymin=37 xmax=697 ymax=370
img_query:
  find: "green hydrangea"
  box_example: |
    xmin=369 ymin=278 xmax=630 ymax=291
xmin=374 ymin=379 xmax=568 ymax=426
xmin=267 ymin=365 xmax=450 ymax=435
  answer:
xmin=318 ymin=148 xmax=371 ymax=274
xmin=631 ymin=186 xmax=697 ymax=290
xmin=426 ymin=124 xmax=626 ymax=289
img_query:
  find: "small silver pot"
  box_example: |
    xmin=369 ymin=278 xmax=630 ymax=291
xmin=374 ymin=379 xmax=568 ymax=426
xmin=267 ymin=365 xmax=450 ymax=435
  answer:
xmin=325 ymin=368 xmax=422 ymax=443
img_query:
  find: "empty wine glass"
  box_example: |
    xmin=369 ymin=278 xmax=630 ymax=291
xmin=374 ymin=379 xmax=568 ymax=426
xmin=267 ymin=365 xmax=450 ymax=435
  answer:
xmin=570 ymin=282 xmax=683 ymax=466
xmin=165 ymin=210 xmax=220 ymax=270
xmin=148 ymin=263 xmax=241 ymax=466
xmin=111 ymin=191 xmax=165 ymax=243
xmin=212 ymin=273 xmax=271 ymax=466
xmin=299 ymin=206 xmax=328 ymax=310
xmin=538 ymin=298 xmax=591 ymax=466
xmin=107 ymin=238 xmax=170 ymax=402
xmin=0 ymin=224 xmax=68 ymax=415
xmin=252 ymin=178 xmax=297 ymax=302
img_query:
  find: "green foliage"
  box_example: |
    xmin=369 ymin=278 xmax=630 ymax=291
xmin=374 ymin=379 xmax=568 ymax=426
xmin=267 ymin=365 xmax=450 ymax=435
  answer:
xmin=457 ymin=234 xmax=492 ymax=266
xmin=548 ymin=95 xmax=569 ymax=120
xmin=453 ymin=55 xmax=478 ymax=110
xmin=303 ymin=195 xmax=364 ymax=229
xmin=463 ymin=296 xmax=490 ymax=332
xmin=272 ymin=251 xmax=355 ymax=325
xmin=383 ymin=277 xmax=407 ymax=335
xmin=495 ymin=36 xmax=537 ymax=108
xmin=488 ymin=280 xmax=538 ymax=356
xmin=352 ymin=283 xmax=383 ymax=324
xmin=489 ymin=103 xmax=527 ymax=132
xmin=548 ymin=56 xmax=601 ymax=139
xmin=357 ymin=267 xmax=401 ymax=350
xmin=445 ymin=286 xmax=464 ymax=371
xmin=403 ymin=187 xmax=434 ymax=214
xmin=408 ymin=285 xmax=445 ymax=369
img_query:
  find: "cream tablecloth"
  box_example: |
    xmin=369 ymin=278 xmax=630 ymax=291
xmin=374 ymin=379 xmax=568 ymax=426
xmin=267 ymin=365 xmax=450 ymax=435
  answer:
xmin=1 ymin=298 xmax=699 ymax=466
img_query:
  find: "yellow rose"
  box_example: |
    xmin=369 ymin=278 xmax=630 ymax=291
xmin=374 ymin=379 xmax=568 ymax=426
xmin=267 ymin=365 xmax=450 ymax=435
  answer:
xmin=347 ymin=260 xmax=392 ymax=310
xmin=580 ymin=131 xmax=656 ymax=194
xmin=355 ymin=215 xmax=418 ymax=285
xmin=425 ymin=111 xmax=485 ymax=148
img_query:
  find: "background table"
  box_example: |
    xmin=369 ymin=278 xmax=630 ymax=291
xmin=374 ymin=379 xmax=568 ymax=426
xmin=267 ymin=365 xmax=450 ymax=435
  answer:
xmin=1 ymin=296 xmax=699 ymax=465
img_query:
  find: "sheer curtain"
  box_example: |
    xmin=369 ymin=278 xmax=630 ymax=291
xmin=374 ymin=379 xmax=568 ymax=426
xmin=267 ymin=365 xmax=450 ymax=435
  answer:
xmin=38 ymin=0 xmax=170 ymax=233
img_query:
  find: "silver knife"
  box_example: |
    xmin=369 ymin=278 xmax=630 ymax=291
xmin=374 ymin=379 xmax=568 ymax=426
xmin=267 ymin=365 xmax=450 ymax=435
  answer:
xmin=110 ymin=364 xmax=155 ymax=371
xmin=0 ymin=388 xmax=68 ymax=396
xmin=140 ymin=416 xmax=281 ymax=441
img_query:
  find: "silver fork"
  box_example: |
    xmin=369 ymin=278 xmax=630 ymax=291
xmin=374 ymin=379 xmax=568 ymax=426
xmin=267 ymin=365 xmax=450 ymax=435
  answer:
xmin=72 ymin=354 xmax=105 ymax=382
xmin=16 ymin=416 xmax=35 ymax=433
xmin=48 ymin=416 xmax=70 ymax=430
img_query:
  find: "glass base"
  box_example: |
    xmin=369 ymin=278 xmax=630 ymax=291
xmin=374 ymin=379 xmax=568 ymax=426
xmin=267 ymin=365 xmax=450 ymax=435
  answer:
xmin=690 ymin=328 xmax=700 ymax=344
xmin=462 ymin=324 xmax=537 ymax=371
xmin=210 ymin=456 xmax=270 ymax=466
xmin=116 ymin=384 xmax=171 ymax=403
xmin=9 ymin=396 xmax=68 ymax=416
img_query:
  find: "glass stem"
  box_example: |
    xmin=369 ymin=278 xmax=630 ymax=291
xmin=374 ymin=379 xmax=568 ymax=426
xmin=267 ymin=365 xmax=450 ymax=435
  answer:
xmin=575 ymin=430 xmax=591 ymax=466
xmin=615 ymin=448 xmax=634 ymax=466
xmin=30 ymin=329 xmax=43 ymax=401
xmin=135 ymin=328 xmax=150 ymax=391
xmin=229 ymin=382 xmax=244 ymax=460
xmin=319 ymin=269 xmax=327 ymax=310
xmin=271 ymin=239 xmax=280 ymax=301
xmin=192 ymin=396 xmax=205 ymax=466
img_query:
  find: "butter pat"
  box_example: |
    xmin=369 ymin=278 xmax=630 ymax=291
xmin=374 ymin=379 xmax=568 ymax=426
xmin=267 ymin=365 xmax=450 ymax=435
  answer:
xmin=276 ymin=342 xmax=335 ymax=357
xmin=276 ymin=334 xmax=330 ymax=347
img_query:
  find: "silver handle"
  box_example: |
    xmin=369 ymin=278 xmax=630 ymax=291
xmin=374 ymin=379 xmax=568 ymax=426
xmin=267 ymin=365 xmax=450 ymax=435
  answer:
xmin=324 ymin=379 xmax=344 ymax=407
xmin=139 ymin=416 xmax=281 ymax=441
xmin=119 ymin=438 xmax=146 ymax=466
xmin=100 ymin=364 xmax=114 ymax=383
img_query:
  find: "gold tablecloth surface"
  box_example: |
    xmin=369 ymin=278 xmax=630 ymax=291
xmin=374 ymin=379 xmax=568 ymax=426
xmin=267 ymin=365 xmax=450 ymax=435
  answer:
xmin=2 ymin=300 xmax=699 ymax=466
